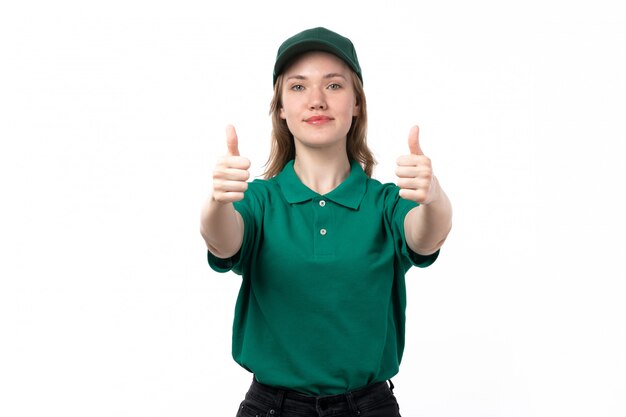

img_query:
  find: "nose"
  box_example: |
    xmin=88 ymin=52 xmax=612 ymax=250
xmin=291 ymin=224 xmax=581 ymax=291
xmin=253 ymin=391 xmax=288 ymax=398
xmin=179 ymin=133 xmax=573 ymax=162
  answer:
xmin=308 ymin=88 xmax=327 ymax=110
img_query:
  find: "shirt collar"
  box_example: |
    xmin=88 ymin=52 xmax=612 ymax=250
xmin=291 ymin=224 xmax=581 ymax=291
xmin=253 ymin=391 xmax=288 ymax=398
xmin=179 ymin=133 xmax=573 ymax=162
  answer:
xmin=276 ymin=160 xmax=367 ymax=209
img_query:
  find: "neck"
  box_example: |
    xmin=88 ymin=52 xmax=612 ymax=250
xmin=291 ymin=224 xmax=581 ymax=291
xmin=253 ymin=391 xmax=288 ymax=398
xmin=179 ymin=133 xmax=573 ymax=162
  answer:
xmin=293 ymin=149 xmax=351 ymax=195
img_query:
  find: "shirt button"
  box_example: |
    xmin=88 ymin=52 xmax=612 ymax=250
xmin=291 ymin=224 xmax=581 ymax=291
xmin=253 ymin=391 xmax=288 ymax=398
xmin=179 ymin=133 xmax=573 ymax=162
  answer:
xmin=320 ymin=228 xmax=327 ymax=236
xmin=319 ymin=200 xmax=326 ymax=207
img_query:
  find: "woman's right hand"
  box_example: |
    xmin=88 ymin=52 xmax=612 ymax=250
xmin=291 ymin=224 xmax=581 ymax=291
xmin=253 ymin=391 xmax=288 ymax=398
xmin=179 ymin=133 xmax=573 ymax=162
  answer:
xmin=212 ymin=125 xmax=251 ymax=203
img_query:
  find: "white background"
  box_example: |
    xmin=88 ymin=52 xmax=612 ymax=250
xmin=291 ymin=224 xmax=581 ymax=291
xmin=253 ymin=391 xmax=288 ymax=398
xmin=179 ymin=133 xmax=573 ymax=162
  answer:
xmin=1 ymin=1 xmax=624 ymax=416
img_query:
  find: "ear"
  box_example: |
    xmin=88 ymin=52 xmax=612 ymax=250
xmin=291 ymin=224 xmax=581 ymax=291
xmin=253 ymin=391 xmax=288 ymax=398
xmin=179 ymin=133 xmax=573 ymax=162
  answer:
xmin=280 ymin=107 xmax=286 ymax=120
xmin=353 ymin=97 xmax=360 ymax=115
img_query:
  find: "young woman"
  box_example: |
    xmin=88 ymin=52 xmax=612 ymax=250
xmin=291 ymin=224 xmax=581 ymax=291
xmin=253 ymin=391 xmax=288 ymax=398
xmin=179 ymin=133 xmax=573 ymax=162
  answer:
xmin=201 ymin=27 xmax=452 ymax=417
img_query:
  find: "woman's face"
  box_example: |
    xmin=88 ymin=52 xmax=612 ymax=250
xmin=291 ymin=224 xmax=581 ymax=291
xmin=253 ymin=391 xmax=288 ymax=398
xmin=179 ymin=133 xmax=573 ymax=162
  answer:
xmin=280 ymin=51 xmax=359 ymax=151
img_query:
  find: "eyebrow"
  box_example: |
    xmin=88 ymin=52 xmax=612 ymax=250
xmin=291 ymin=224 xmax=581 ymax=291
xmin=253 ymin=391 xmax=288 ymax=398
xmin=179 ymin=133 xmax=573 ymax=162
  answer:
xmin=286 ymin=73 xmax=348 ymax=81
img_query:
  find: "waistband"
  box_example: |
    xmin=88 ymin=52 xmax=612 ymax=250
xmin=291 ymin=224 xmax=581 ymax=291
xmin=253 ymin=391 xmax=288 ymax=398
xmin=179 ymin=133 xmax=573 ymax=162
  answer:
xmin=246 ymin=377 xmax=395 ymax=414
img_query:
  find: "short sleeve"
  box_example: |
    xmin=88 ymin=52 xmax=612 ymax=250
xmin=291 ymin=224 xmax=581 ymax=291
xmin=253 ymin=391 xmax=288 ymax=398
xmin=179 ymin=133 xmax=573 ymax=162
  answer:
xmin=386 ymin=185 xmax=439 ymax=270
xmin=207 ymin=249 xmax=241 ymax=273
xmin=206 ymin=182 xmax=262 ymax=275
xmin=408 ymin=246 xmax=439 ymax=267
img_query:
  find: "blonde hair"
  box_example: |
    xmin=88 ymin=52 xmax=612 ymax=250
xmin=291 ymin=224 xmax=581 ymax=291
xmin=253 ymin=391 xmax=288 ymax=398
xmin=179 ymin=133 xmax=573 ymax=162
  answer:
xmin=263 ymin=70 xmax=376 ymax=179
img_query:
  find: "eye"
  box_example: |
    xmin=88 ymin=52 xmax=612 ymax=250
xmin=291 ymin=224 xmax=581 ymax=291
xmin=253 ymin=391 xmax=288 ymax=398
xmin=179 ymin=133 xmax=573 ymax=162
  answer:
xmin=328 ymin=83 xmax=342 ymax=90
xmin=290 ymin=84 xmax=305 ymax=92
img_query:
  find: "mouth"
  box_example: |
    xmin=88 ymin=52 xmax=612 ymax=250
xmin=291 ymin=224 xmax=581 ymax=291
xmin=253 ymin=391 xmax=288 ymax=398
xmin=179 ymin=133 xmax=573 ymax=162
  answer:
xmin=304 ymin=115 xmax=333 ymax=125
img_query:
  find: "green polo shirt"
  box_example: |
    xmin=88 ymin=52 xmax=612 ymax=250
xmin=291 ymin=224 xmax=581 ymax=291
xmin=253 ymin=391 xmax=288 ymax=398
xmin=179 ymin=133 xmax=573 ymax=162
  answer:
xmin=208 ymin=160 xmax=438 ymax=396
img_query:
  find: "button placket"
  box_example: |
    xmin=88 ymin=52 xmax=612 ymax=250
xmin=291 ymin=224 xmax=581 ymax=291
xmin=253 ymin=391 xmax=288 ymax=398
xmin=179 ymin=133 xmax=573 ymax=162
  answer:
xmin=313 ymin=198 xmax=333 ymax=257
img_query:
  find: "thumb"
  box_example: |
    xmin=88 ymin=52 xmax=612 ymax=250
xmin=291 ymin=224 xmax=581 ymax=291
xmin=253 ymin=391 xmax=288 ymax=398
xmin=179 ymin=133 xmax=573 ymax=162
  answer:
xmin=225 ymin=124 xmax=240 ymax=156
xmin=408 ymin=125 xmax=423 ymax=155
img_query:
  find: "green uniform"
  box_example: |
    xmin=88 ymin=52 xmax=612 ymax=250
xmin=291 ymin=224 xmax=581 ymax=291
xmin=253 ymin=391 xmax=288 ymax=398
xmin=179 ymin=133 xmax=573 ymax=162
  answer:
xmin=208 ymin=160 xmax=438 ymax=396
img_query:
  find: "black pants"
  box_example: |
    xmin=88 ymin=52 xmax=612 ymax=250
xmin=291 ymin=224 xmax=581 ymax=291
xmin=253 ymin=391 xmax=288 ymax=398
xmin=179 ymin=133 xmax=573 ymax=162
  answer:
xmin=236 ymin=378 xmax=402 ymax=417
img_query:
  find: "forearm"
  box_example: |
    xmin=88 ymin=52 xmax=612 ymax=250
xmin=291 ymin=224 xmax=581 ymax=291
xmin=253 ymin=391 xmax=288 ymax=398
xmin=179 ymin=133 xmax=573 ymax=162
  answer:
xmin=200 ymin=196 xmax=244 ymax=259
xmin=404 ymin=177 xmax=452 ymax=255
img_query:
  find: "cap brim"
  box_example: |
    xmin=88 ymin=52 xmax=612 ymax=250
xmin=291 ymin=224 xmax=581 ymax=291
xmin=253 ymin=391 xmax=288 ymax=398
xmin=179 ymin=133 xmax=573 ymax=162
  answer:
xmin=273 ymin=40 xmax=359 ymax=84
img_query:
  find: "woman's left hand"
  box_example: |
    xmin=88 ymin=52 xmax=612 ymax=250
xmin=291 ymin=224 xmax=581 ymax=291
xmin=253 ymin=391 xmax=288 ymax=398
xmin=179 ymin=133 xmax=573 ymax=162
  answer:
xmin=396 ymin=125 xmax=438 ymax=205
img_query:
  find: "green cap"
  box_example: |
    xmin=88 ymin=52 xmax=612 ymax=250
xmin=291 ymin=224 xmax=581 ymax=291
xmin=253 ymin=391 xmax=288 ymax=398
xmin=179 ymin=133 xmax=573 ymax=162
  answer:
xmin=273 ymin=27 xmax=362 ymax=85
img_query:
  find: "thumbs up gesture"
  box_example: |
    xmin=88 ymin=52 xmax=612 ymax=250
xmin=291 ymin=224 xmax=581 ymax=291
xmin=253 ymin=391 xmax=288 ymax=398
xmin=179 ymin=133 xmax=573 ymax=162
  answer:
xmin=212 ymin=125 xmax=251 ymax=203
xmin=396 ymin=125 xmax=437 ymax=204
